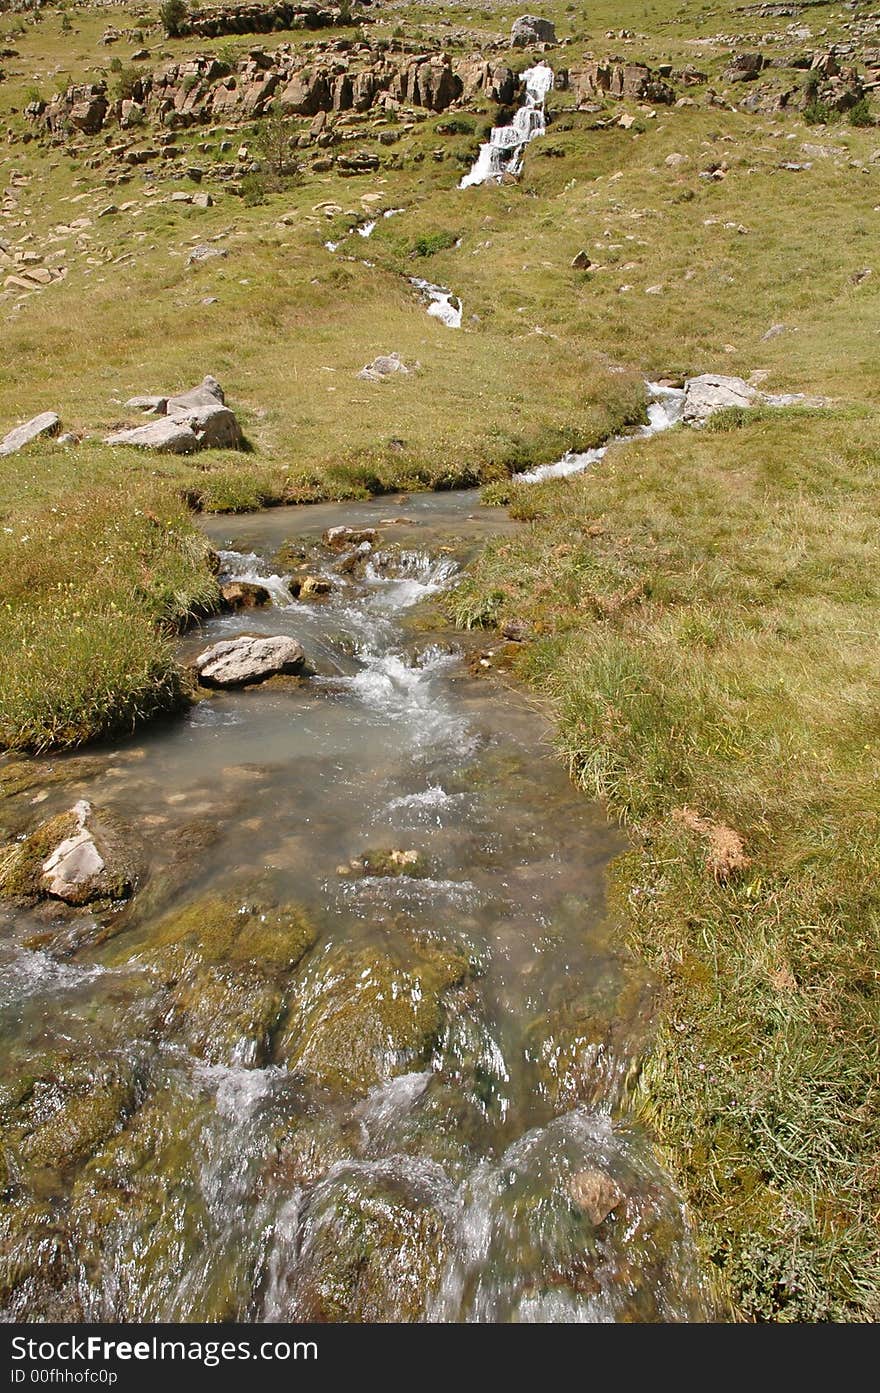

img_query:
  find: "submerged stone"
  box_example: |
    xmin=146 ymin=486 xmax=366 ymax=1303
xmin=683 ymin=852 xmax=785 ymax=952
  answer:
xmin=0 ymin=801 xmax=135 ymax=906
xmin=275 ymin=944 xmax=469 ymax=1095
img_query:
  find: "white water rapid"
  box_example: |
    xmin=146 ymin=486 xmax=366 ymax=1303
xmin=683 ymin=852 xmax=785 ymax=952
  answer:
xmin=460 ymin=62 xmax=555 ymax=189
xmin=518 ymin=383 xmax=686 ymax=483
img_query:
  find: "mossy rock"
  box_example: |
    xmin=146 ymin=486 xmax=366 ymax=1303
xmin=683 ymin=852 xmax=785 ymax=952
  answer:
xmin=166 ymin=961 xmax=285 ymax=1067
xmin=131 ymin=892 xmax=317 ymax=974
xmin=276 ymin=944 xmax=469 ymax=1096
xmin=108 ymin=892 xmax=318 ymax=1064
xmin=0 ymin=1199 xmax=81 ymax=1321
xmin=70 ymin=1088 xmax=250 ymax=1321
xmin=279 ymin=1163 xmax=450 ymax=1322
xmin=341 ymin=847 xmax=430 ymax=879
xmin=1 ymin=1053 xmax=138 ymax=1180
xmin=0 ymin=805 xmax=138 ymax=907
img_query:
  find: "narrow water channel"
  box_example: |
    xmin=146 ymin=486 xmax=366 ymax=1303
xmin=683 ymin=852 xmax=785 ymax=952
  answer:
xmin=0 ymin=490 xmax=707 ymax=1322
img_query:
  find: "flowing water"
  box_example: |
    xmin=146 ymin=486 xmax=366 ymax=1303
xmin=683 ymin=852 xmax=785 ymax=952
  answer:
xmin=0 ymin=485 xmax=708 ymax=1323
xmin=461 ymin=63 xmax=555 ymax=189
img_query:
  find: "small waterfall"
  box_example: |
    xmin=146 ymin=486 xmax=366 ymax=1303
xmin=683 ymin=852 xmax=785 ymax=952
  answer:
xmin=460 ymin=63 xmax=554 ymax=189
xmin=518 ymin=382 xmax=687 ymax=483
xmin=410 ymin=277 xmax=463 ymax=329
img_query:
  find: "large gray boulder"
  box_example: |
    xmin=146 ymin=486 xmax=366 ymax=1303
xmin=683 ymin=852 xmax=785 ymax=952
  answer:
xmin=511 ymin=15 xmax=557 ymax=47
xmin=104 ymin=417 xmax=200 ymax=453
xmin=195 ymin=635 xmax=307 ymax=688
xmin=0 ymin=411 xmax=61 ymax=457
xmin=168 ymin=402 xmax=241 ymax=448
xmin=682 ymin=374 xmax=759 ymax=424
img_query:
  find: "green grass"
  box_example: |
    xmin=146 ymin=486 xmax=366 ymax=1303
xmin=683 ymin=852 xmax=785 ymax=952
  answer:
xmin=454 ymin=408 xmax=880 ymax=1319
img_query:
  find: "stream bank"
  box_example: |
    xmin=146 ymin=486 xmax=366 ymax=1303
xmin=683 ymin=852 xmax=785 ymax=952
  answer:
xmin=0 ymin=489 xmax=708 ymax=1322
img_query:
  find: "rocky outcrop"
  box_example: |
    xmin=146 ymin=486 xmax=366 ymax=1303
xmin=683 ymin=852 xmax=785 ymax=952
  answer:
xmin=29 ymin=45 xmax=518 ymax=139
xmin=195 ymin=634 xmax=307 ymax=686
xmin=176 ymin=1 xmax=359 ymax=40
xmin=39 ymin=82 xmax=109 ymax=136
xmin=511 ymin=15 xmax=557 ymax=48
xmin=0 ymin=410 xmax=60 ymax=457
xmin=569 ymin=59 xmax=676 ymax=106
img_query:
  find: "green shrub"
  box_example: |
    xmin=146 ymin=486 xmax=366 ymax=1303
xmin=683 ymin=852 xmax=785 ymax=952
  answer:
xmin=410 ymin=229 xmax=458 ymax=258
xmin=847 ymin=97 xmax=873 ymax=127
xmin=804 ymin=100 xmax=835 ymax=126
xmin=159 ymin=0 xmax=188 ymax=38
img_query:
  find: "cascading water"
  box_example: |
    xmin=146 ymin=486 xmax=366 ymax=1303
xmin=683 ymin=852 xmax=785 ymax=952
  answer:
xmin=460 ymin=62 xmax=555 ymax=189
xmin=0 ymin=489 xmax=709 ymax=1323
xmin=518 ymin=382 xmax=686 ymax=483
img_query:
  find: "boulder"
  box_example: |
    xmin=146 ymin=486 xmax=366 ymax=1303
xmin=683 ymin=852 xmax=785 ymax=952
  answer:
xmin=0 ymin=411 xmax=61 ymax=457
xmin=357 ymin=353 xmax=411 ymax=382
xmin=724 ymin=52 xmax=764 ymax=83
xmin=570 ymin=250 xmax=591 ymax=270
xmin=194 ymin=634 xmax=306 ymax=687
xmin=123 ymin=394 xmax=167 ymax=414
xmin=186 ymin=243 xmax=228 ymax=266
xmin=511 ymin=15 xmax=557 ymax=47
xmin=0 ymin=800 xmax=134 ymax=906
xmin=682 ymin=374 xmax=759 ymax=424
xmin=167 ymin=402 xmax=241 ymax=448
xmin=104 ymin=418 xmax=200 ymax=453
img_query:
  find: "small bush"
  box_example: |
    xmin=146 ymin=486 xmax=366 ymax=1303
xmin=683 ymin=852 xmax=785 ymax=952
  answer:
xmin=410 ymin=229 xmax=458 ymax=258
xmin=847 ymin=97 xmax=873 ymax=127
xmin=239 ymin=171 xmax=267 ymax=205
xmin=804 ymin=100 xmax=835 ymax=126
xmin=113 ymin=65 xmax=142 ymax=102
xmin=159 ymin=0 xmax=188 ymax=38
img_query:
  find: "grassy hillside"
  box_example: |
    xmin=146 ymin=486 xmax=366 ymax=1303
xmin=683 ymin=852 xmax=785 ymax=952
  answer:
xmin=1 ymin=0 xmax=879 ymax=1318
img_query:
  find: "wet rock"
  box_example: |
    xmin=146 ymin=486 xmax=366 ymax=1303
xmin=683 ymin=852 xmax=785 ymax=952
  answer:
xmin=194 ymin=635 xmax=306 ymax=687
xmin=275 ymin=944 xmax=469 ymax=1095
xmin=120 ymin=893 xmax=318 ymax=1066
xmin=0 ymin=801 xmax=135 ymax=906
xmin=295 ymin=575 xmax=333 ymax=599
xmin=1 ymin=1052 xmax=137 ymax=1176
xmin=339 ymin=848 xmax=429 ymax=878
xmin=323 ymin=525 xmax=377 ymax=549
xmin=511 ymin=15 xmax=557 ymax=48
xmin=220 ymin=580 xmax=271 ymax=609
xmin=568 ymin=1168 xmax=625 ymax=1226
xmin=277 ymin=1161 xmax=449 ymax=1321
xmin=104 ymin=418 xmax=200 ymax=453
xmin=0 ymin=411 xmax=61 ymax=457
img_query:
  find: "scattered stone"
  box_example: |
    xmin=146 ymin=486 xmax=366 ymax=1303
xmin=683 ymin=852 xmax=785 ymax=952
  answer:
xmin=195 ymin=634 xmax=307 ymax=687
xmin=187 ymin=243 xmax=227 ymax=266
xmin=568 ymin=1169 xmax=625 ymax=1226
xmin=724 ymin=53 xmax=764 ymax=83
xmin=192 ymin=192 xmax=213 ymax=209
xmin=357 ymin=353 xmax=412 ymax=382
xmin=0 ymin=411 xmax=61 ymax=457
xmin=571 ymin=249 xmax=592 ymax=270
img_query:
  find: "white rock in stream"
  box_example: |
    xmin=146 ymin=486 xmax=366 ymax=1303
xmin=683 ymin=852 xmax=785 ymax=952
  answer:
xmin=195 ymin=635 xmax=307 ymax=687
xmin=41 ymin=800 xmax=106 ymax=901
